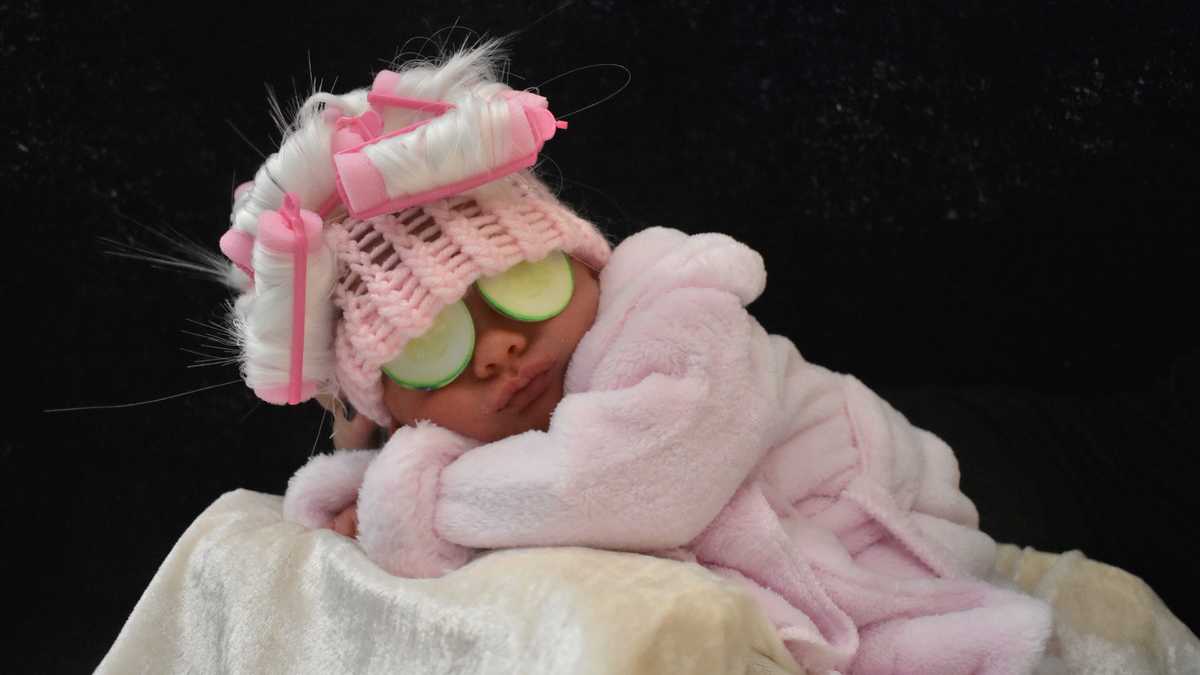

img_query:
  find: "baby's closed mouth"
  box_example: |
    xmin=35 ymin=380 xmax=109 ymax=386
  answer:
xmin=493 ymin=357 xmax=556 ymax=412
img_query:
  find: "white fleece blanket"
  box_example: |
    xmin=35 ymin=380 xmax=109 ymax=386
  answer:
xmin=96 ymin=489 xmax=1199 ymax=675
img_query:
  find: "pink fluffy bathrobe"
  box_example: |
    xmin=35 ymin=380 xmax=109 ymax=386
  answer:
xmin=284 ymin=226 xmax=1053 ymax=674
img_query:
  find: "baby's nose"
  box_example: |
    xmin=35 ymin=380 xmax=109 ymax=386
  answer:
xmin=472 ymin=327 xmax=528 ymax=379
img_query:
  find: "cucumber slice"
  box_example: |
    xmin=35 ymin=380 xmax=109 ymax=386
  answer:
xmin=381 ymin=300 xmax=475 ymax=390
xmin=476 ymin=249 xmax=574 ymax=322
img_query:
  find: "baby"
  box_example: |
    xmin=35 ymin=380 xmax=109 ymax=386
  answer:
xmin=222 ymin=41 xmax=1052 ymax=674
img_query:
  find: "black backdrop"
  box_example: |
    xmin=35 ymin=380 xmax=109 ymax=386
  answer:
xmin=8 ymin=0 xmax=1199 ymax=671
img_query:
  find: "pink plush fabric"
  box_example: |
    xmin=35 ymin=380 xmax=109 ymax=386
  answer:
xmin=284 ymin=226 xmax=1052 ymax=673
xmin=281 ymin=448 xmax=376 ymax=529
xmin=356 ymin=421 xmax=478 ymax=577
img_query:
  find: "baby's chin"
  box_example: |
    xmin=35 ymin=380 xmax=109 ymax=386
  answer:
xmin=476 ymin=372 xmax=564 ymax=442
xmin=527 ymin=365 xmax=567 ymax=432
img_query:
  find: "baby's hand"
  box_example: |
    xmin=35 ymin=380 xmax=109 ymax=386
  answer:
xmin=312 ymin=393 xmax=376 ymax=539
xmin=332 ymin=503 xmax=358 ymax=539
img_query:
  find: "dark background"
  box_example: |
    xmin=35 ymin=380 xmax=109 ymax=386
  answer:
xmin=7 ymin=0 xmax=1198 ymax=670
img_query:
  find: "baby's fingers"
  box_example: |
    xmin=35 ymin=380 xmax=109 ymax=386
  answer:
xmin=331 ymin=504 xmax=358 ymax=538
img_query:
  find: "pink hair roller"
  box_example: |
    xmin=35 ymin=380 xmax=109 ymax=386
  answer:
xmin=219 ymin=181 xmax=260 ymax=282
xmin=332 ymin=73 xmax=569 ymax=220
xmin=219 ymin=227 xmax=256 ymax=282
xmin=253 ymin=193 xmax=324 ymax=406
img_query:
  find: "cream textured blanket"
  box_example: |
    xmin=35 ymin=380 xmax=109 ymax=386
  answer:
xmin=97 ymin=490 xmax=1198 ymax=674
xmin=989 ymin=546 xmax=1199 ymax=674
xmin=96 ymin=490 xmax=798 ymax=675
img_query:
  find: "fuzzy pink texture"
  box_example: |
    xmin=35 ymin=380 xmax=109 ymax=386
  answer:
xmin=285 ymin=226 xmax=1052 ymax=673
xmin=281 ymin=448 xmax=377 ymax=529
xmin=327 ymin=171 xmax=613 ymax=428
xmin=355 ymin=420 xmax=480 ymax=578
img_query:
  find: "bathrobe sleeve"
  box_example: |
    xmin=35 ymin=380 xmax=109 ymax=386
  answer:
xmin=433 ymin=283 xmax=776 ymax=553
xmin=281 ymin=448 xmax=379 ymax=529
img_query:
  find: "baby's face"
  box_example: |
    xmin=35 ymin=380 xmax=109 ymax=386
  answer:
xmin=381 ymin=255 xmax=601 ymax=443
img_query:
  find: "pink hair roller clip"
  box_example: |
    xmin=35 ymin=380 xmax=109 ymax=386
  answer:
xmin=252 ymin=192 xmax=324 ymax=406
xmin=332 ymin=71 xmax=569 ymax=220
xmin=219 ymin=181 xmax=259 ymax=283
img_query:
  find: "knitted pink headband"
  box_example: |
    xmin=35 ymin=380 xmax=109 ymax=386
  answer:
xmin=219 ymin=47 xmax=613 ymax=426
